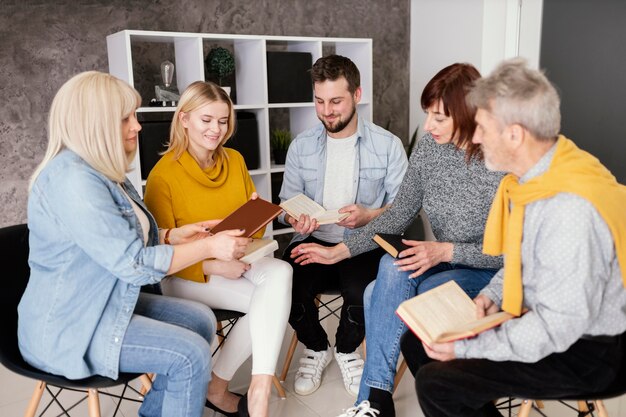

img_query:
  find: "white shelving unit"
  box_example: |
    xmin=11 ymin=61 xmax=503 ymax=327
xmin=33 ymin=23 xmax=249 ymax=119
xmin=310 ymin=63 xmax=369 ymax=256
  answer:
xmin=107 ymin=30 xmax=372 ymax=238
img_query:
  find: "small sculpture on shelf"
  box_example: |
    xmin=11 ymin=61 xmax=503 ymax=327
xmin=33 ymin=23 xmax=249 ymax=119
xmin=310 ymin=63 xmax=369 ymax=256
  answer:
xmin=153 ymin=60 xmax=180 ymax=106
xmin=270 ymin=128 xmax=292 ymax=165
xmin=205 ymin=46 xmax=235 ymax=96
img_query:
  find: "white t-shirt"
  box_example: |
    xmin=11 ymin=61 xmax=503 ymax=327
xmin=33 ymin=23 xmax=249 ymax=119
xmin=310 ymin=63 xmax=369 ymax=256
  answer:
xmin=314 ymin=133 xmax=357 ymax=243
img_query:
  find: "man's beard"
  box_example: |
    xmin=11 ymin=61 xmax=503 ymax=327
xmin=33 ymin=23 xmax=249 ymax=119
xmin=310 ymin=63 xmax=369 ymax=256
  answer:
xmin=321 ymin=105 xmax=357 ymax=134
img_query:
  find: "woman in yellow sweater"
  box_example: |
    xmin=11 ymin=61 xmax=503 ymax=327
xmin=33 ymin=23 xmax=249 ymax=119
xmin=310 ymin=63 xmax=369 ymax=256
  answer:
xmin=144 ymin=81 xmax=292 ymax=417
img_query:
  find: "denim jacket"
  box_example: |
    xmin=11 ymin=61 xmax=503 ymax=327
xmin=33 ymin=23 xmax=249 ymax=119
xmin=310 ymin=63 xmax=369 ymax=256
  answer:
xmin=278 ymin=115 xmax=408 ymax=245
xmin=18 ymin=150 xmax=173 ymax=380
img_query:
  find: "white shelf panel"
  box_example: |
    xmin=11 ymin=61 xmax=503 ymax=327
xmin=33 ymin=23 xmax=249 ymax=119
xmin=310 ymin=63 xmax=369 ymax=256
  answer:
xmin=108 ymin=29 xmax=372 ymax=243
xmin=137 ymin=107 xmax=176 ymax=113
xmin=267 ymin=102 xmax=314 ymax=109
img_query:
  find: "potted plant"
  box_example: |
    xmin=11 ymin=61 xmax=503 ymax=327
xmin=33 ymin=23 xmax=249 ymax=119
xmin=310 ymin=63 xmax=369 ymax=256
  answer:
xmin=205 ymin=46 xmax=235 ymax=95
xmin=271 ymin=128 xmax=292 ymax=165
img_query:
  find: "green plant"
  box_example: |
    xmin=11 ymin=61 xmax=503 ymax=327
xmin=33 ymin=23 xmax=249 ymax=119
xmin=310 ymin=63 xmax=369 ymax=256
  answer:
xmin=271 ymin=128 xmax=292 ymax=150
xmin=406 ymin=125 xmax=419 ymax=156
xmin=205 ymin=47 xmax=235 ymax=86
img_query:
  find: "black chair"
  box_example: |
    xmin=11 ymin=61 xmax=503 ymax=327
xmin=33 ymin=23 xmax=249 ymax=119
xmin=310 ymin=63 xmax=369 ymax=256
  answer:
xmin=0 ymin=224 xmax=149 ymax=417
xmin=518 ymin=346 xmax=626 ymax=417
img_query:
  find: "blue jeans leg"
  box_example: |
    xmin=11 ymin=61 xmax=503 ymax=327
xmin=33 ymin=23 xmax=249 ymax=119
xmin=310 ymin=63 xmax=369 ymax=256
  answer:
xmin=118 ymin=293 xmax=217 ymax=417
xmin=357 ymin=259 xmax=497 ymax=404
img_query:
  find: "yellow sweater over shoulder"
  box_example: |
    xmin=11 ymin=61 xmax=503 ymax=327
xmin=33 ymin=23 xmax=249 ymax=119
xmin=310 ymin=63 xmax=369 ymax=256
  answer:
xmin=144 ymin=148 xmax=259 ymax=283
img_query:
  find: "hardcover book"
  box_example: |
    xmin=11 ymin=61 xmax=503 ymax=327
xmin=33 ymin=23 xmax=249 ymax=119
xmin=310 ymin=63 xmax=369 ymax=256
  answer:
xmin=210 ymin=198 xmax=283 ymax=238
xmin=372 ymin=233 xmax=411 ymax=258
xmin=240 ymin=239 xmax=279 ymax=264
xmin=396 ymin=281 xmax=513 ymax=347
xmin=280 ymin=193 xmax=349 ymax=225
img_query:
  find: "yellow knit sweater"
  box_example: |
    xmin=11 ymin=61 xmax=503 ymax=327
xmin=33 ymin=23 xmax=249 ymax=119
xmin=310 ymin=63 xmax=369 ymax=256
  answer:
xmin=483 ymin=136 xmax=626 ymax=316
xmin=145 ymin=148 xmax=259 ymax=283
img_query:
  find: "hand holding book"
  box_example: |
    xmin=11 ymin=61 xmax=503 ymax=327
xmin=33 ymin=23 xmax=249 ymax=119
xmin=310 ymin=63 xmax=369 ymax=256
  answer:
xmin=396 ymin=281 xmax=513 ymax=347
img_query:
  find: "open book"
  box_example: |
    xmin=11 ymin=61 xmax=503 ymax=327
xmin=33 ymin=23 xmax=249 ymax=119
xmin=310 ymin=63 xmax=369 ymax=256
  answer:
xmin=210 ymin=198 xmax=283 ymax=238
xmin=240 ymin=239 xmax=279 ymax=264
xmin=280 ymin=193 xmax=349 ymax=225
xmin=373 ymin=233 xmax=411 ymax=258
xmin=396 ymin=281 xmax=513 ymax=346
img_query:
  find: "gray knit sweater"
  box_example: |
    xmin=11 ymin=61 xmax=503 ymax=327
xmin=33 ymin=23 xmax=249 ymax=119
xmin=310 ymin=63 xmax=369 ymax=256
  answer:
xmin=344 ymin=133 xmax=504 ymax=269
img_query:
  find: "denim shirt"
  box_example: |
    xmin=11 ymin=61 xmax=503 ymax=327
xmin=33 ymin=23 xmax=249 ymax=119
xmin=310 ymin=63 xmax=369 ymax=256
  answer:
xmin=278 ymin=115 xmax=408 ymax=245
xmin=18 ymin=150 xmax=173 ymax=380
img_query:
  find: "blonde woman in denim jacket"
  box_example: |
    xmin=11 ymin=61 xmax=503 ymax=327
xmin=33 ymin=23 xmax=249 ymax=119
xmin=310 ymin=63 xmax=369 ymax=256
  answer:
xmin=18 ymin=71 xmax=249 ymax=417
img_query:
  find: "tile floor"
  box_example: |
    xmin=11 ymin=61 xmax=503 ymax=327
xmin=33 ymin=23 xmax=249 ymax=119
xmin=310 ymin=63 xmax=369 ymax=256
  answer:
xmin=2 ymin=296 xmax=625 ymax=416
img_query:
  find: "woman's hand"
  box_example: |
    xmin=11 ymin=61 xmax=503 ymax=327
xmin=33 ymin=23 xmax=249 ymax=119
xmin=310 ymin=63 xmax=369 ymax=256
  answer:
xmin=423 ymin=341 xmax=456 ymax=361
xmin=290 ymin=242 xmax=350 ymax=265
xmin=286 ymin=213 xmax=319 ymax=235
xmin=337 ymin=204 xmax=377 ymax=229
xmin=168 ymin=220 xmax=221 ymax=245
xmin=394 ymin=240 xmax=454 ymax=278
xmin=206 ymin=229 xmax=250 ymax=261
xmin=203 ymin=259 xmax=250 ymax=279
xmin=250 ymin=192 xmax=259 ymax=200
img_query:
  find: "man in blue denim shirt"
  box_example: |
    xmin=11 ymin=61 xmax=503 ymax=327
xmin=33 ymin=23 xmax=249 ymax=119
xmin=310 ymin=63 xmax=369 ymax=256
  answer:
xmin=279 ymin=55 xmax=407 ymax=397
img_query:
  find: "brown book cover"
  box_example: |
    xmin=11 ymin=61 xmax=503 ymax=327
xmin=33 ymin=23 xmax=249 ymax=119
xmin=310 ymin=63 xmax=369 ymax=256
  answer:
xmin=396 ymin=281 xmax=513 ymax=347
xmin=373 ymin=233 xmax=411 ymax=258
xmin=210 ymin=198 xmax=283 ymax=238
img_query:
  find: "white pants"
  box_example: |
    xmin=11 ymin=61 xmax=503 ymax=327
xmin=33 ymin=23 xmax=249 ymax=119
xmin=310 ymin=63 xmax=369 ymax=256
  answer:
xmin=161 ymin=257 xmax=292 ymax=380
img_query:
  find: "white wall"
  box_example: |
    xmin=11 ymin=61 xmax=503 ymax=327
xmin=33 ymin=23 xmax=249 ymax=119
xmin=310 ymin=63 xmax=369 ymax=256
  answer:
xmin=409 ymin=0 xmax=543 ymax=138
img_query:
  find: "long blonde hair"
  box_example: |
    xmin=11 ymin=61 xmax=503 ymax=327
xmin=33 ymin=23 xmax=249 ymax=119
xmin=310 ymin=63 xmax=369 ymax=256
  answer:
xmin=30 ymin=71 xmax=141 ymax=189
xmin=166 ymin=81 xmax=236 ymax=161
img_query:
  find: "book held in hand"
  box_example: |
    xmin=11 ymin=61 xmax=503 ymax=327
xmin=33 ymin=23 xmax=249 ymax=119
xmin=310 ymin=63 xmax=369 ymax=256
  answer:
xmin=396 ymin=280 xmax=513 ymax=346
xmin=372 ymin=233 xmax=411 ymax=258
xmin=280 ymin=193 xmax=349 ymax=225
xmin=239 ymin=238 xmax=279 ymax=264
xmin=210 ymin=198 xmax=283 ymax=238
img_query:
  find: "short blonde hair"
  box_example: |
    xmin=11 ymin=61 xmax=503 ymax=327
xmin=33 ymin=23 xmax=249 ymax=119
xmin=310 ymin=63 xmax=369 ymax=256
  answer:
xmin=30 ymin=71 xmax=141 ymax=188
xmin=166 ymin=81 xmax=236 ymax=161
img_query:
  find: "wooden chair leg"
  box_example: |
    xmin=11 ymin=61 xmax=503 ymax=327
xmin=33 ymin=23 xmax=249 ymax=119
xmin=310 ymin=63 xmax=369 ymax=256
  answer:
xmin=393 ymin=359 xmax=407 ymax=393
xmin=24 ymin=381 xmax=46 ymax=417
xmin=518 ymin=399 xmax=533 ymax=417
xmin=594 ymin=399 xmax=608 ymax=417
xmin=272 ymin=375 xmax=286 ymax=398
xmin=577 ymin=400 xmax=589 ymax=412
xmin=87 ymin=388 xmax=101 ymax=417
xmin=139 ymin=373 xmax=154 ymax=395
xmin=535 ymin=399 xmax=544 ymax=409
xmin=280 ymin=331 xmax=299 ymax=381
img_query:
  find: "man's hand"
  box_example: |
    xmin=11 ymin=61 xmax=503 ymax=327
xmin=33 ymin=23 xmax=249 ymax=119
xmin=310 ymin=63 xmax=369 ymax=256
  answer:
xmin=290 ymin=242 xmax=350 ymax=265
xmin=394 ymin=240 xmax=454 ymax=278
xmin=203 ymin=259 xmax=250 ymax=279
xmin=286 ymin=213 xmax=319 ymax=235
xmin=474 ymin=294 xmax=499 ymax=319
xmin=423 ymin=341 xmax=456 ymax=361
xmin=337 ymin=204 xmax=379 ymax=229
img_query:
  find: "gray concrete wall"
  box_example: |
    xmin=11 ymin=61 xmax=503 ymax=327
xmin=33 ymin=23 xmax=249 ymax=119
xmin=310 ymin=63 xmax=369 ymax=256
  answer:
xmin=0 ymin=0 xmax=410 ymax=227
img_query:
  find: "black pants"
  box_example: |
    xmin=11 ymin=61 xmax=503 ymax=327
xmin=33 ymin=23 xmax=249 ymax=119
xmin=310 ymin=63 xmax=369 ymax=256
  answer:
xmin=283 ymin=236 xmax=384 ymax=353
xmin=400 ymin=331 xmax=623 ymax=417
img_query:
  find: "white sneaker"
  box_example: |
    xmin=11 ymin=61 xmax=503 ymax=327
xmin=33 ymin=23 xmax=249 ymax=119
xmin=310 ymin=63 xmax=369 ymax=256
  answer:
xmin=334 ymin=348 xmax=364 ymax=396
xmin=337 ymin=400 xmax=380 ymax=417
xmin=294 ymin=348 xmax=332 ymax=395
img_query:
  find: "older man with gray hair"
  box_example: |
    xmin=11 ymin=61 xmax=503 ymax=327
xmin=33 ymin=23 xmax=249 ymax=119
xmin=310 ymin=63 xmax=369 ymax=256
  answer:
xmin=399 ymin=58 xmax=626 ymax=417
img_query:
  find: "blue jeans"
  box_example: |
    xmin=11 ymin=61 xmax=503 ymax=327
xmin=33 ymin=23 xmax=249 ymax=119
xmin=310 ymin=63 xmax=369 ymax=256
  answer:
xmin=357 ymin=255 xmax=498 ymax=403
xmin=118 ymin=293 xmax=217 ymax=417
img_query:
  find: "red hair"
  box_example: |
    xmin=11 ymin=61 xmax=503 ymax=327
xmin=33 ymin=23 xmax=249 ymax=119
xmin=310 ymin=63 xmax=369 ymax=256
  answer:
xmin=421 ymin=63 xmax=482 ymax=161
